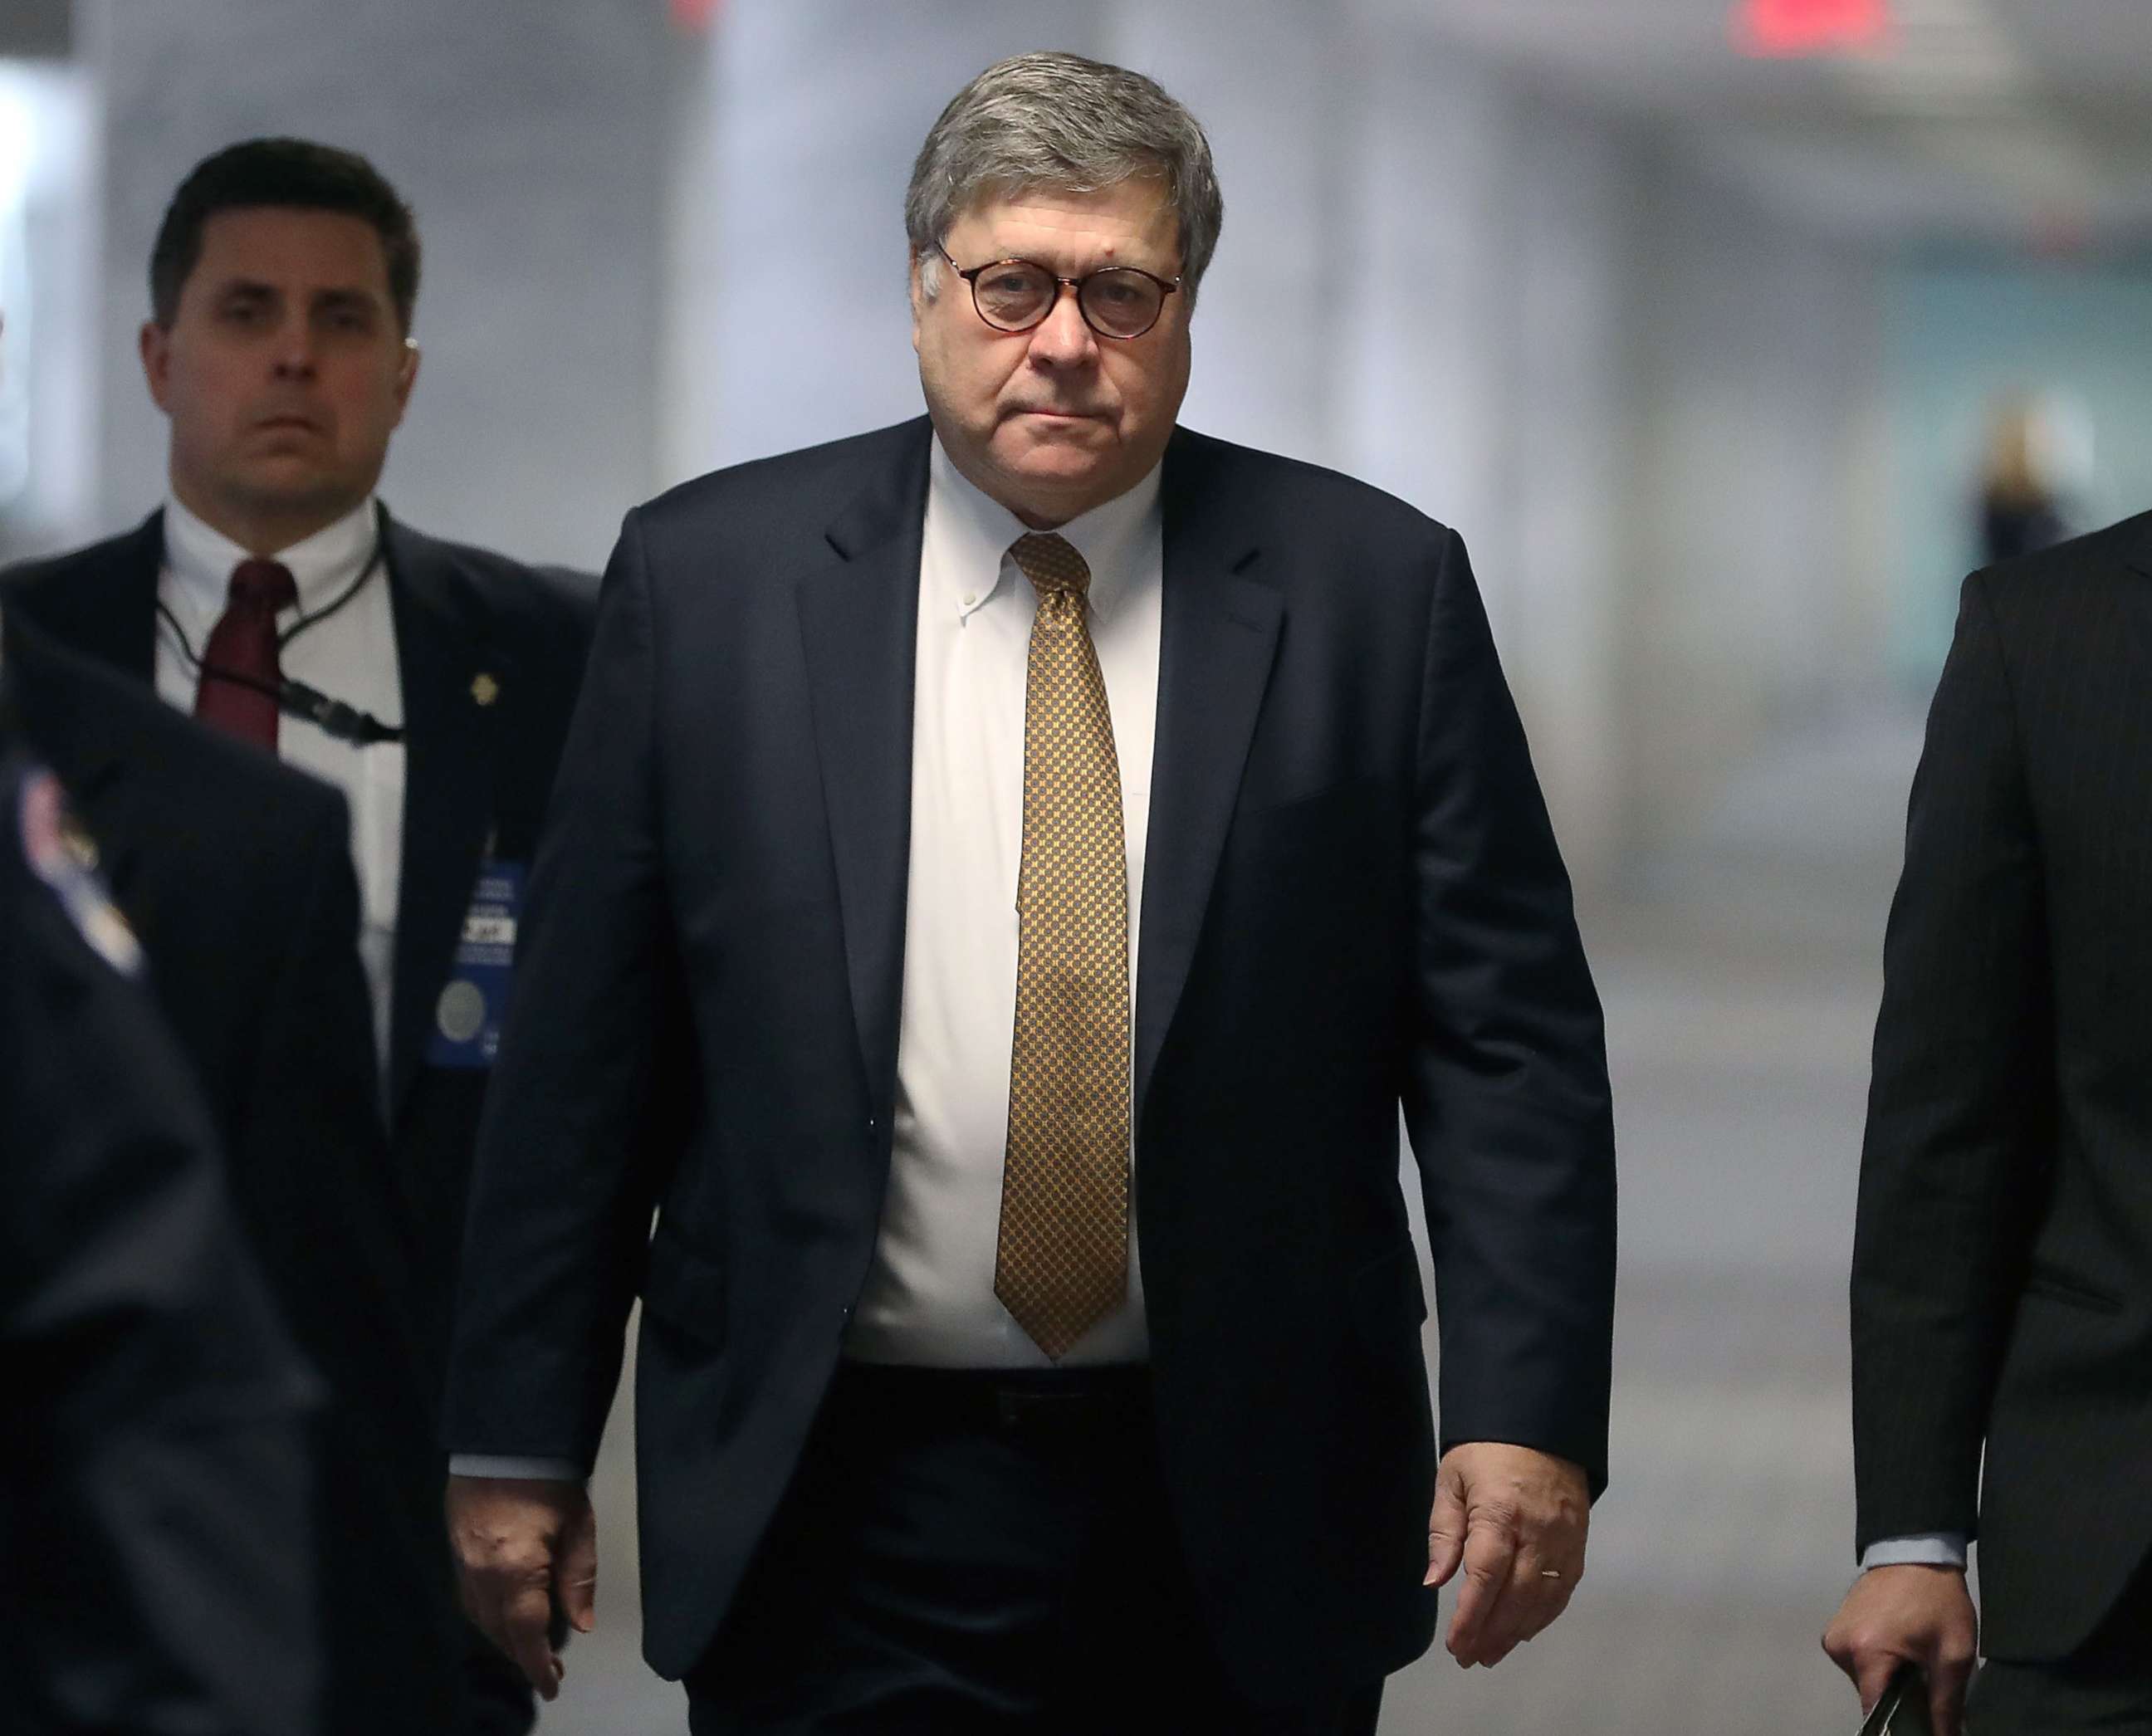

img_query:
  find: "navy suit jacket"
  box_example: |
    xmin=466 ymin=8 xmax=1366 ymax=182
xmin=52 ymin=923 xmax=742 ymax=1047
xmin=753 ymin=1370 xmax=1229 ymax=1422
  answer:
xmin=447 ymin=418 xmax=1617 ymax=1700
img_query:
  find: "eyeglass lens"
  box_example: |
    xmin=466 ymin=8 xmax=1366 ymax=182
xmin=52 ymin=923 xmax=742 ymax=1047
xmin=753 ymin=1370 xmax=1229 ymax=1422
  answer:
xmin=971 ymin=262 xmax=1166 ymax=338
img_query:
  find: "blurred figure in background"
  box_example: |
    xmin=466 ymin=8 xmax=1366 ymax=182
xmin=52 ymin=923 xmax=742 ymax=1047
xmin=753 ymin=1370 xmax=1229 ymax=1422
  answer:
xmin=445 ymin=49 xmax=1615 ymax=1735
xmin=1825 ymin=512 xmax=2152 ymax=1730
xmin=1 ymin=137 xmax=596 ymax=1733
xmin=1975 ymin=394 xmax=2071 ymax=566
xmin=0 ymin=648 xmax=318 ymax=1735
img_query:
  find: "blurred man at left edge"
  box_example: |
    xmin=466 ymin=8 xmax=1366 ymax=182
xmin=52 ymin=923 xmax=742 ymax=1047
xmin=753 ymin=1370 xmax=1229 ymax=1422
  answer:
xmin=1 ymin=633 xmax=319 ymax=1736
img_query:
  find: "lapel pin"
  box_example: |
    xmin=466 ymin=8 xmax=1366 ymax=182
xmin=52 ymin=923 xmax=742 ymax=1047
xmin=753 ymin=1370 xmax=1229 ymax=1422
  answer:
xmin=471 ymin=672 xmax=501 ymax=708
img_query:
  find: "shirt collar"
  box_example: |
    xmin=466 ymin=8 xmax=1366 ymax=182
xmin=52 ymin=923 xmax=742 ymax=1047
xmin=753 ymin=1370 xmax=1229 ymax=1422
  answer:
xmin=162 ymin=492 xmax=382 ymax=621
xmin=925 ymin=437 xmax=1162 ymax=624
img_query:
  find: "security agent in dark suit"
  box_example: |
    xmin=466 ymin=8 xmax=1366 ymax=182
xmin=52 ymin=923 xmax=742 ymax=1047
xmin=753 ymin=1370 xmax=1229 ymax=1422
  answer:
xmin=446 ymin=53 xmax=1616 ymax=1733
xmin=0 ymin=689 xmax=317 ymax=1736
xmin=1 ymin=138 xmax=595 ymax=1734
xmin=1825 ymin=521 xmax=2152 ymax=1733
xmin=3 ymin=609 xmax=462 ymax=1734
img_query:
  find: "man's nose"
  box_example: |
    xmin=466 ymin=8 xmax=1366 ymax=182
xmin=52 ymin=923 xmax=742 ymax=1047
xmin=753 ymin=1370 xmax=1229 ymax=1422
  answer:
xmin=269 ymin=318 xmax=320 ymax=378
xmin=1025 ymin=285 xmax=1098 ymax=369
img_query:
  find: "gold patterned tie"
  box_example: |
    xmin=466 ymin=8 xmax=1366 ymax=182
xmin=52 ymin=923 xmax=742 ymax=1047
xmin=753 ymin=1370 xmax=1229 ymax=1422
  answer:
xmin=995 ymin=532 xmax=1132 ymax=1361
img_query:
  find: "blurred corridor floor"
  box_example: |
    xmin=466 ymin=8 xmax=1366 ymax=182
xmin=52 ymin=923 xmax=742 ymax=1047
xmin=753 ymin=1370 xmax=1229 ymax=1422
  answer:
xmin=532 ymin=698 xmax=1929 ymax=1734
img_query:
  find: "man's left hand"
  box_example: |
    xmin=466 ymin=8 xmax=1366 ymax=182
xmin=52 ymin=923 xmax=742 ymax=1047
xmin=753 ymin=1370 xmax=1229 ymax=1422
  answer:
xmin=1425 ymin=1440 xmax=1590 ymax=1667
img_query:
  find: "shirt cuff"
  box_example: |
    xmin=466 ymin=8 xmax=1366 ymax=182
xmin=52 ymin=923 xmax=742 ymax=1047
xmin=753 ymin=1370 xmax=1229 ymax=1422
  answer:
xmin=448 ymin=1454 xmax=587 ymax=1482
xmin=1860 ymin=1533 xmax=1969 ymax=1571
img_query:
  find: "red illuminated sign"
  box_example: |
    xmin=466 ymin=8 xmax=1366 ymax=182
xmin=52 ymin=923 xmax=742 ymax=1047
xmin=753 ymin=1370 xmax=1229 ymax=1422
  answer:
xmin=1732 ymin=0 xmax=1890 ymax=56
xmin=671 ymin=0 xmax=722 ymax=29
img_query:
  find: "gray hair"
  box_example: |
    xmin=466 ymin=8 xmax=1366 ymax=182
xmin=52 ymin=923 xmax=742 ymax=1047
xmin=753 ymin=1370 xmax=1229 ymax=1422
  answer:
xmin=907 ymin=51 xmax=1224 ymax=306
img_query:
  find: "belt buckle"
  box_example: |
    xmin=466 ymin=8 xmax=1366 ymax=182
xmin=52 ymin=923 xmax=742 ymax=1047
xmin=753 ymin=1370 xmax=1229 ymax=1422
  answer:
xmin=993 ymin=1377 xmax=1139 ymax=1435
xmin=994 ymin=1385 xmax=1044 ymax=1430
xmin=993 ymin=1383 xmax=1093 ymax=1432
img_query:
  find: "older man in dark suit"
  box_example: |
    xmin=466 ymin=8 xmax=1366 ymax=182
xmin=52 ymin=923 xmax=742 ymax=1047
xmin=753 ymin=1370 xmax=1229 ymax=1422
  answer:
xmin=447 ymin=52 xmax=1616 ymax=1734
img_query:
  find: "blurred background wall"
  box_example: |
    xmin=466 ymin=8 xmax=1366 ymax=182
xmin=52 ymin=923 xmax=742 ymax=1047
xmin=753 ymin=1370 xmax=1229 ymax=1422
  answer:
xmin=5 ymin=2 xmax=2150 ymax=1730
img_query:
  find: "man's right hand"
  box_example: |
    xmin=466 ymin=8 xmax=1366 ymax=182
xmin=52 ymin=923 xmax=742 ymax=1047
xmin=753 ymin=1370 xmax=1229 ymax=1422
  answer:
xmin=447 ymin=1474 xmax=597 ymax=1700
xmin=1822 ymin=1564 xmax=1978 ymax=1735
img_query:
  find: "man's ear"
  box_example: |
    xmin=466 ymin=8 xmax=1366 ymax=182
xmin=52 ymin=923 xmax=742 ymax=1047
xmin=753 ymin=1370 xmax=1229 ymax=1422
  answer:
xmin=907 ymin=248 xmax=927 ymax=353
xmin=139 ymin=320 xmax=173 ymax=413
xmin=394 ymin=336 xmax=420 ymax=422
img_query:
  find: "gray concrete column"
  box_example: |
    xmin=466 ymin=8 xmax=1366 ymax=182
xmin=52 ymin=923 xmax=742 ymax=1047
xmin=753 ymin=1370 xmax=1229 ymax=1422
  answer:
xmin=1332 ymin=27 xmax=1632 ymax=877
xmin=1330 ymin=27 xmax=1520 ymax=560
xmin=81 ymin=0 xmax=676 ymax=569
xmin=0 ymin=57 xmax=100 ymax=560
xmin=1618 ymin=168 xmax=1885 ymax=851
xmin=1490 ymin=110 xmax=1635 ymax=878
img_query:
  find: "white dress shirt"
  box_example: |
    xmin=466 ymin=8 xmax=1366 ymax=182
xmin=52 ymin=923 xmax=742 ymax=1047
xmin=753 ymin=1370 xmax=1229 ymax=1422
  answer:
xmin=1861 ymin=1533 xmax=1969 ymax=1571
xmin=155 ymin=494 xmax=406 ymax=1067
xmin=844 ymin=438 xmax=1163 ymax=1368
xmin=452 ymin=442 xmax=1166 ymax=1478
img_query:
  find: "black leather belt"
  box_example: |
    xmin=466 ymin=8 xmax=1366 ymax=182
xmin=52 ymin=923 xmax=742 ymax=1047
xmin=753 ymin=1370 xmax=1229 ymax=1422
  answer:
xmin=829 ymin=1360 xmax=1152 ymax=1439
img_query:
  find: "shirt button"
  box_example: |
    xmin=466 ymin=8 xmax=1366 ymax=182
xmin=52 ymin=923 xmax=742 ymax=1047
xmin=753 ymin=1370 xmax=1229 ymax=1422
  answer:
xmin=961 ymin=593 xmax=976 ymax=607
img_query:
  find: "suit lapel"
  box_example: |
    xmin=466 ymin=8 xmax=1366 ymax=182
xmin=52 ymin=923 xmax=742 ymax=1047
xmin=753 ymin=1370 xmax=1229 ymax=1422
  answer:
xmin=795 ymin=423 xmax=932 ymax=1116
xmin=1133 ymin=432 xmax=1281 ymax=1116
xmin=384 ymin=511 xmax=497 ymax=1123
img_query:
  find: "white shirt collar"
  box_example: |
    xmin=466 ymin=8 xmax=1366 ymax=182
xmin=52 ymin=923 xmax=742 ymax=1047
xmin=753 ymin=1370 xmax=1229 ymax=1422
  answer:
xmin=926 ymin=437 xmax=1163 ymax=624
xmin=162 ymin=492 xmax=382 ymax=621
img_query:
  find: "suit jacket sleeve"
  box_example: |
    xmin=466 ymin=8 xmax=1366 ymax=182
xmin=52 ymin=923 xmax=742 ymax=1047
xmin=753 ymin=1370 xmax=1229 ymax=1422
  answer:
xmin=1400 ymin=528 xmax=1617 ymax=1494
xmin=1852 ymin=570 xmax=2051 ymax=1551
xmin=444 ymin=511 xmax=691 ymax=1464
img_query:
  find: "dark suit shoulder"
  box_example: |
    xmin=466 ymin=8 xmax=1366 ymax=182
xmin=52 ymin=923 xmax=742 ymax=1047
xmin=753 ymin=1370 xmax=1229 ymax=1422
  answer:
xmin=1973 ymin=508 xmax=2152 ymax=612
xmin=2 ymin=526 xmax=139 ymax=591
xmin=638 ymin=419 xmax=929 ymax=532
xmin=1168 ymin=425 xmax=1455 ymax=551
xmin=1956 ymin=513 xmax=2152 ymax=717
xmin=1 ymin=515 xmax=162 ymax=621
xmin=384 ymin=518 xmax=598 ymax=643
xmin=2 ymin=508 xmax=166 ymax=583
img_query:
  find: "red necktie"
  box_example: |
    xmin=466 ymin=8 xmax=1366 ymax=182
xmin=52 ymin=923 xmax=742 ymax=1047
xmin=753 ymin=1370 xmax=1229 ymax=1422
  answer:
xmin=193 ymin=559 xmax=298 ymax=751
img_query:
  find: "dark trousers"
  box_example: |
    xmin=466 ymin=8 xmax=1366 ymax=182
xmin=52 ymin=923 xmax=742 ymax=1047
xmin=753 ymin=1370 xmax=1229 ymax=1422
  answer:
xmin=1970 ymin=1552 xmax=2152 ymax=1733
xmin=684 ymin=1363 xmax=1384 ymax=1735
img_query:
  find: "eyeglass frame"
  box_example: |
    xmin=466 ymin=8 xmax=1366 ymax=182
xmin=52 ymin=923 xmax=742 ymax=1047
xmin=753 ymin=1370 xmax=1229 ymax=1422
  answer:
xmin=935 ymin=244 xmax=1181 ymax=340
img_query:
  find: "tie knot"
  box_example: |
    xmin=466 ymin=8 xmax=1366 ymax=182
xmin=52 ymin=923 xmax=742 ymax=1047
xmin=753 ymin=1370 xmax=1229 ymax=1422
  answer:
xmin=1009 ymin=533 xmax=1091 ymax=603
xmin=229 ymin=559 xmax=297 ymax=615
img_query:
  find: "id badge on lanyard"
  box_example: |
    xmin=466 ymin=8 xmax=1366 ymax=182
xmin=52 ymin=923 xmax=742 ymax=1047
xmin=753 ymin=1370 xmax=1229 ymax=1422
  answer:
xmin=427 ymin=854 xmax=524 ymax=1068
